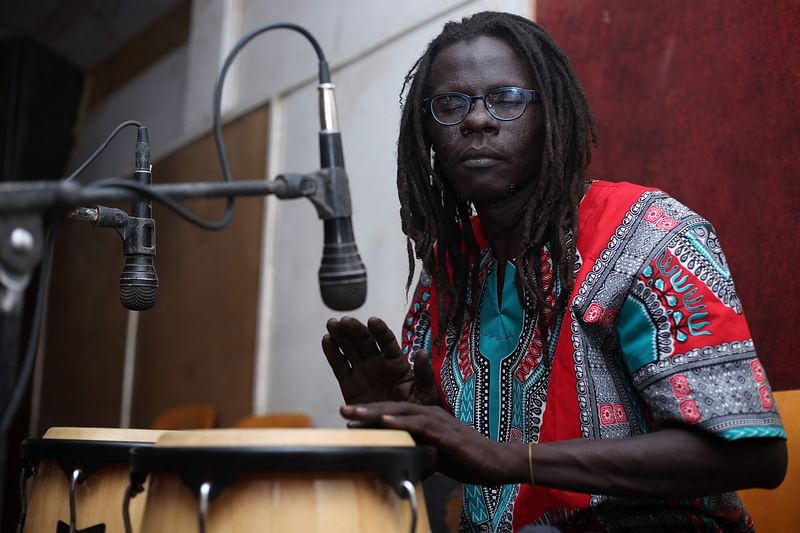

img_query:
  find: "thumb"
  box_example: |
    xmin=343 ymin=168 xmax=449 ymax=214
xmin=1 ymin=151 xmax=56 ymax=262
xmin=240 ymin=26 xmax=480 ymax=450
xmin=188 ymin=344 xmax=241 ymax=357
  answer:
xmin=411 ymin=350 xmax=439 ymax=405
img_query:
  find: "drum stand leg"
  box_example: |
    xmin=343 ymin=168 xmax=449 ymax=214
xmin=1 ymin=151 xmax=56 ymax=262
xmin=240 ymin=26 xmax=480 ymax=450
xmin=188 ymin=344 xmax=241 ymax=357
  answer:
xmin=398 ymin=480 xmax=418 ymax=533
xmin=197 ymin=481 xmax=212 ymax=533
xmin=122 ymin=483 xmax=139 ymax=533
xmin=68 ymin=468 xmax=82 ymax=533
xmin=16 ymin=466 xmax=31 ymax=533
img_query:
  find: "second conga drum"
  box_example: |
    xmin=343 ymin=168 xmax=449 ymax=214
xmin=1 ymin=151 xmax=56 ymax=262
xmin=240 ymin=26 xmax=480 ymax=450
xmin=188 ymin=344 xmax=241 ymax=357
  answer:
xmin=21 ymin=427 xmax=163 ymax=533
xmin=131 ymin=429 xmax=432 ymax=533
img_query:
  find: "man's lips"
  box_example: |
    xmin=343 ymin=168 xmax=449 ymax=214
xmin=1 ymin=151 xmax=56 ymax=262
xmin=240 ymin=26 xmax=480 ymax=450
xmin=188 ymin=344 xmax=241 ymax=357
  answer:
xmin=459 ymin=146 xmax=508 ymax=167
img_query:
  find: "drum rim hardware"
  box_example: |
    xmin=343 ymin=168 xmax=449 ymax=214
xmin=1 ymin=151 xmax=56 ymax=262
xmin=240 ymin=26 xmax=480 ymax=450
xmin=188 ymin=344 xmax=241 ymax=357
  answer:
xmin=21 ymin=438 xmax=154 ymax=479
xmin=125 ymin=445 xmax=434 ymax=533
xmin=19 ymin=437 xmax=155 ymax=533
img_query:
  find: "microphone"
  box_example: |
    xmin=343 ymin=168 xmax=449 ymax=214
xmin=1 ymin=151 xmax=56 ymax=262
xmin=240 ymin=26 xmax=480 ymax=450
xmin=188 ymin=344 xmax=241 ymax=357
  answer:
xmin=316 ymin=82 xmax=367 ymax=310
xmin=119 ymin=126 xmax=158 ymax=310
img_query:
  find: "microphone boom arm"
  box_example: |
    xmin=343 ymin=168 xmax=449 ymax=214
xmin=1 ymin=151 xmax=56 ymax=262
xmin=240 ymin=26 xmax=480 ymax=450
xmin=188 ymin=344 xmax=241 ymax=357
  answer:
xmin=0 ymin=175 xmax=318 ymax=214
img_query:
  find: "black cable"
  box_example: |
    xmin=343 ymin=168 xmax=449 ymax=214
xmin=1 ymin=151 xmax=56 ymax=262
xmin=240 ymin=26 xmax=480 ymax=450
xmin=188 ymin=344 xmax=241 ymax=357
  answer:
xmin=208 ymin=22 xmax=329 ymax=231
xmin=86 ymin=178 xmax=232 ymax=231
xmin=0 ymin=220 xmax=59 ymax=435
xmin=64 ymin=120 xmax=142 ymax=182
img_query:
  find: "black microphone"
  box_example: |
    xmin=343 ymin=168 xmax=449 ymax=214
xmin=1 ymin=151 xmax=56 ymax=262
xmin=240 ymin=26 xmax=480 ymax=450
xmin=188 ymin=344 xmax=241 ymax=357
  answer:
xmin=316 ymin=82 xmax=367 ymax=310
xmin=119 ymin=126 xmax=158 ymax=310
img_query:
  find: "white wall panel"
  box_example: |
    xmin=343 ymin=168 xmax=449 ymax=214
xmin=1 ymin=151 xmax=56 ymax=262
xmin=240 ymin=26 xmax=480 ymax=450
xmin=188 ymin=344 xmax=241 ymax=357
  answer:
xmin=68 ymin=47 xmax=187 ymax=181
xmin=261 ymin=0 xmax=532 ymax=426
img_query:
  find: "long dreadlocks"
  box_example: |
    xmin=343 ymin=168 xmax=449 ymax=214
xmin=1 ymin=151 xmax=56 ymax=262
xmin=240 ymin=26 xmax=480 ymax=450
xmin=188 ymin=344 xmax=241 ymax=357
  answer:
xmin=397 ymin=11 xmax=597 ymax=346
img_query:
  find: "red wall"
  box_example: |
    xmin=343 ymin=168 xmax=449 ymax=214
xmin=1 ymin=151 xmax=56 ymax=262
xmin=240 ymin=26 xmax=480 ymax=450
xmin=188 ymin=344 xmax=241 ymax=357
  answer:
xmin=537 ymin=1 xmax=800 ymax=389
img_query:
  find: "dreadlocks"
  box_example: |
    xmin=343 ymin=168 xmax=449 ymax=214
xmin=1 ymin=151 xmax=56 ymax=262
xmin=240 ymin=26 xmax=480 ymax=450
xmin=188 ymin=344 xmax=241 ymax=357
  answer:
xmin=397 ymin=11 xmax=597 ymax=345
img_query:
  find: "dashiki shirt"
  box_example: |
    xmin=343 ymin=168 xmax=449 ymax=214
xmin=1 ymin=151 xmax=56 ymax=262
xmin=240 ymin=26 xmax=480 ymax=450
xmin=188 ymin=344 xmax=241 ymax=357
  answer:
xmin=401 ymin=180 xmax=785 ymax=532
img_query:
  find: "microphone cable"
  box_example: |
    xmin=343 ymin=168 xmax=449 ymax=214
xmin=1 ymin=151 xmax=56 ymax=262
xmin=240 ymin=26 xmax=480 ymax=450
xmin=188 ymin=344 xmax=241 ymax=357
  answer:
xmin=85 ymin=23 xmax=330 ymax=230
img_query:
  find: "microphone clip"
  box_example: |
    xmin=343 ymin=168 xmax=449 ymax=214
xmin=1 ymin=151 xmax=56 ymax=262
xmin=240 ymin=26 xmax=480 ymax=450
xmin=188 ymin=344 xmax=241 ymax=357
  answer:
xmin=273 ymin=169 xmax=352 ymax=221
xmin=78 ymin=205 xmax=156 ymax=258
xmin=308 ymin=168 xmax=354 ymax=221
xmin=117 ymin=216 xmax=156 ymax=258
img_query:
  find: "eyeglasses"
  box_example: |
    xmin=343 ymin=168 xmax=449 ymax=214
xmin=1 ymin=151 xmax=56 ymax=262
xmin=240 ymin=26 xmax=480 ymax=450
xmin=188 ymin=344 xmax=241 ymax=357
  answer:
xmin=423 ymin=86 xmax=540 ymax=126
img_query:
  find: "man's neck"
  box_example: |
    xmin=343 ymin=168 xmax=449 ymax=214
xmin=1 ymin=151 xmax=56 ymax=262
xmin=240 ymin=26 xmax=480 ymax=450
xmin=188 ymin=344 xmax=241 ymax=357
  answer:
xmin=475 ymin=180 xmax=537 ymax=263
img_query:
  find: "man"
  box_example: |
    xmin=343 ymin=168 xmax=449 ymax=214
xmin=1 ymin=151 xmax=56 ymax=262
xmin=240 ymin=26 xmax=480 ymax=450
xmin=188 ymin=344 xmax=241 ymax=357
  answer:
xmin=322 ymin=11 xmax=786 ymax=532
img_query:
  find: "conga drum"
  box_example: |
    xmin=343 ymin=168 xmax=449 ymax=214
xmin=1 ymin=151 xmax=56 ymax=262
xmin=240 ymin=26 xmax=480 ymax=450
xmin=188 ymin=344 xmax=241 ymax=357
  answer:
xmin=128 ymin=429 xmax=432 ymax=533
xmin=19 ymin=427 xmax=163 ymax=533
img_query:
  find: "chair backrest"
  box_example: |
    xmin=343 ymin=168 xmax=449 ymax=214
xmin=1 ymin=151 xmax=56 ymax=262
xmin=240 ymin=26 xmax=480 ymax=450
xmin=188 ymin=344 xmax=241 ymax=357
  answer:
xmin=233 ymin=412 xmax=312 ymax=428
xmin=151 ymin=403 xmax=217 ymax=430
xmin=738 ymin=389 xmax=799 ymax=531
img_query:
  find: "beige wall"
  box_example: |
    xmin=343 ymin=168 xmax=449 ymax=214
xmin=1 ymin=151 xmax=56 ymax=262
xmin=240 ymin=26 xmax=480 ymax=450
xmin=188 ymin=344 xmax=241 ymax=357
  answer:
xmin=132 ymin=106 xmax=268 ymax=428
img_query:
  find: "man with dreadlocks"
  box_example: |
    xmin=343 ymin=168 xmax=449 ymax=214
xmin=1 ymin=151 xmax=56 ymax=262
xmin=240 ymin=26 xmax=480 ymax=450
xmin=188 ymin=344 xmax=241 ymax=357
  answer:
xmin=322 ymin=11 xmax=786 ymax=532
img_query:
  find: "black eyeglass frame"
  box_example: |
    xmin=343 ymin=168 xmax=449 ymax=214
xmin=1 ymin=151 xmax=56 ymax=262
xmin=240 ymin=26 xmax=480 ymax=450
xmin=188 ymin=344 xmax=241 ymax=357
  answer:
xmin=422 ymin=86 xmax=540 ymax=126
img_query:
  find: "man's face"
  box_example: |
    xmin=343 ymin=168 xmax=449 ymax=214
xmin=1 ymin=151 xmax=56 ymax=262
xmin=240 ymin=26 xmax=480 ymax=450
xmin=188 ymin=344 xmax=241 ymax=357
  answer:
xmin=425 ymin=35 xmax=545 ymax=205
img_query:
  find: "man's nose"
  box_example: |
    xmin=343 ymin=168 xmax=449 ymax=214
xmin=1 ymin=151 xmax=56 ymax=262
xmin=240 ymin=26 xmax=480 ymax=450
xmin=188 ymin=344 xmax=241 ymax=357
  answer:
xmin=460 ymin=97 xmax=497 ymax=134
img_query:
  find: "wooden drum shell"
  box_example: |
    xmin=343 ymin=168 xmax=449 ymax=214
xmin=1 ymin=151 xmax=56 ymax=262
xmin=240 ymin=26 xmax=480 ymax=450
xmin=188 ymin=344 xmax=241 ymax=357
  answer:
xmin=22 ymin=427 xmax=162 ymax=533
xmin=136 ymin=429 xmax=431 ymax=533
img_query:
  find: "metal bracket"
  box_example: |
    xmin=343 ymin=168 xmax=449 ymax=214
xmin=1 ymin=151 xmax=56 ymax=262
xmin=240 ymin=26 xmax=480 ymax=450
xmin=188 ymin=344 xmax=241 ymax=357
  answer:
xmin=276 ymin=168 xmax=352 ymax=220
xmin=0 ymin=214 xmax=43 ymax=313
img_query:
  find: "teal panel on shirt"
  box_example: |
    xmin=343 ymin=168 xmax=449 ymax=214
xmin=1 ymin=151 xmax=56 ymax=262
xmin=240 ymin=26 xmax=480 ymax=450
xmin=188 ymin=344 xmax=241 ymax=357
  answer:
xmin=478 ymin=261 xmax=524 ymax=358
xmin=478 ymin=261 xmax=524 ymax=441
xmin=617 ymin=294 xmax=659 ymax=374
xmin=719 ymin=426 xmax=787 ymax=440
xmin=458 ymin=377 xmax=475 ymax=425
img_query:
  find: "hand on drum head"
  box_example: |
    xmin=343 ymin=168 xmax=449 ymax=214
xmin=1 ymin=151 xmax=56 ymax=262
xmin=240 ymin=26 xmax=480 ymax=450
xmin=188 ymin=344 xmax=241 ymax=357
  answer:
xmin=322 ymin=316 xmax=439 ymax=405
xmin=341 ymin=402 xmax=513 ymax=485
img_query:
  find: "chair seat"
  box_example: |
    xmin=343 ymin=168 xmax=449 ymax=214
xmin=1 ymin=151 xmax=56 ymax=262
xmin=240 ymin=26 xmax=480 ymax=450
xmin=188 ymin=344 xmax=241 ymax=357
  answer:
xmin=151 ymin=403 xmax=217 ymax=430
xmin=738 ymin=389 xmax=799 ymax=531
xmin=233 ymin=412 xmax=312 ymax=428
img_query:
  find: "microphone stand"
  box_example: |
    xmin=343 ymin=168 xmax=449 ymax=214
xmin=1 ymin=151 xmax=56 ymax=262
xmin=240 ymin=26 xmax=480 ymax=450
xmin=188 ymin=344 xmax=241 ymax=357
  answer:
xmin=1 ymin=25 xmax=366 ymax=504
xmin=0 ymin=169 xmax=347 ymax=428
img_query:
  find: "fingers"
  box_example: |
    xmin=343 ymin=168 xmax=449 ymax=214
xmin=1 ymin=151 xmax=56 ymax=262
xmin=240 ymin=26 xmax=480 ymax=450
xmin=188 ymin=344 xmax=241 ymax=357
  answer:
xmin=326 ymin=317 xmax=369 ymax=368
xmin=367 ymin=317 xmax=403 ymax=360
xmin=322 ymin=333 xmax=350 ymax=382
xmin=340 ymin=404 xmax=385 ymax=426
xmin=341 ymin=401 xmax=428 ymax=417
xmin=341 ymin=316 xmax=382 ymax=359
xmin=410 ymin=350 xmax=441 ymax=405
xmin=378 ymin=413 xmax=438 ymax=439
xmin=341 ymin=402 xmax=453 ymax=444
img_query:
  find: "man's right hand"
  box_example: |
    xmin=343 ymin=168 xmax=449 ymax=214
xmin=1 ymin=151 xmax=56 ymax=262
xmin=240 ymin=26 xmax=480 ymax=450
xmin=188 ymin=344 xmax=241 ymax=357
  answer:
xmin=322 ymin=316 xmax=438 ymax=405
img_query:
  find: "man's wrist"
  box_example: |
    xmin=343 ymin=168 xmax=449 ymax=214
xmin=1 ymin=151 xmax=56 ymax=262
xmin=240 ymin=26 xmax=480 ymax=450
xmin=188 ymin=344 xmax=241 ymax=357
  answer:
xmin=493 ymin=442 xmax=533 ymax=485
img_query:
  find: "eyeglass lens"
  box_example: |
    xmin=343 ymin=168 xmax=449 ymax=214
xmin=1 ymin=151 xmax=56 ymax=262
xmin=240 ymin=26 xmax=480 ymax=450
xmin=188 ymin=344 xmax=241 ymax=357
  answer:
xmin=430 ymin=87 xmax=530 ymax=125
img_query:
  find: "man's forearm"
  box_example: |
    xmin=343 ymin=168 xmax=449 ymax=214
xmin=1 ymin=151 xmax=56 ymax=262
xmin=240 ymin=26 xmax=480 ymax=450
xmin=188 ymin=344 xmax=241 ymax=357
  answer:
xmin=497 ymin=428 xmax=787 ymax=498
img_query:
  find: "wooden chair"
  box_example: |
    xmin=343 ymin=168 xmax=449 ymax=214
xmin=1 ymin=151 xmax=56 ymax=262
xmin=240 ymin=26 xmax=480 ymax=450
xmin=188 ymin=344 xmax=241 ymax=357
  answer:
xmin=151 ymin=403 xmax=217 ymax=430
xmin=738 ymin=389 xmax=799 ymax=531
xmin=233 ymin=412 xmax=312 ymax=428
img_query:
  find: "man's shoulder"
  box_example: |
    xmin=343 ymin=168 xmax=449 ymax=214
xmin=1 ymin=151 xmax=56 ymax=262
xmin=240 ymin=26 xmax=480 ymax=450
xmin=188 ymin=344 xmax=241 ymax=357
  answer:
xmin=588 ymin=179 xmax=660 ymax=197
xmin=586 ymin=179 xmax=707 ymax=221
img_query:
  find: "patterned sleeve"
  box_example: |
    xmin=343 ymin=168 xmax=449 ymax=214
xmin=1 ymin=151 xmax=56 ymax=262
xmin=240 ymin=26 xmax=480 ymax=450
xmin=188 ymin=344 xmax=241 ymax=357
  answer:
xmin=400 ymin=269 xmax=433 ymax=364
xmin=616 ymin=204 xmax=785 ymax=441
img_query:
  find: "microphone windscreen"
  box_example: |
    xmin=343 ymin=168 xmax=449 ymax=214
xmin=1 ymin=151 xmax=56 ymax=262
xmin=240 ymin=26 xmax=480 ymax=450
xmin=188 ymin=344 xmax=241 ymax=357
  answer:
xmin=319 ymin=247 xmax=367 ymax=311
xmin=319 ymin=218 xmax=367 ymax=311
xmin=120 ymin=256 xmax=159 ymax=310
